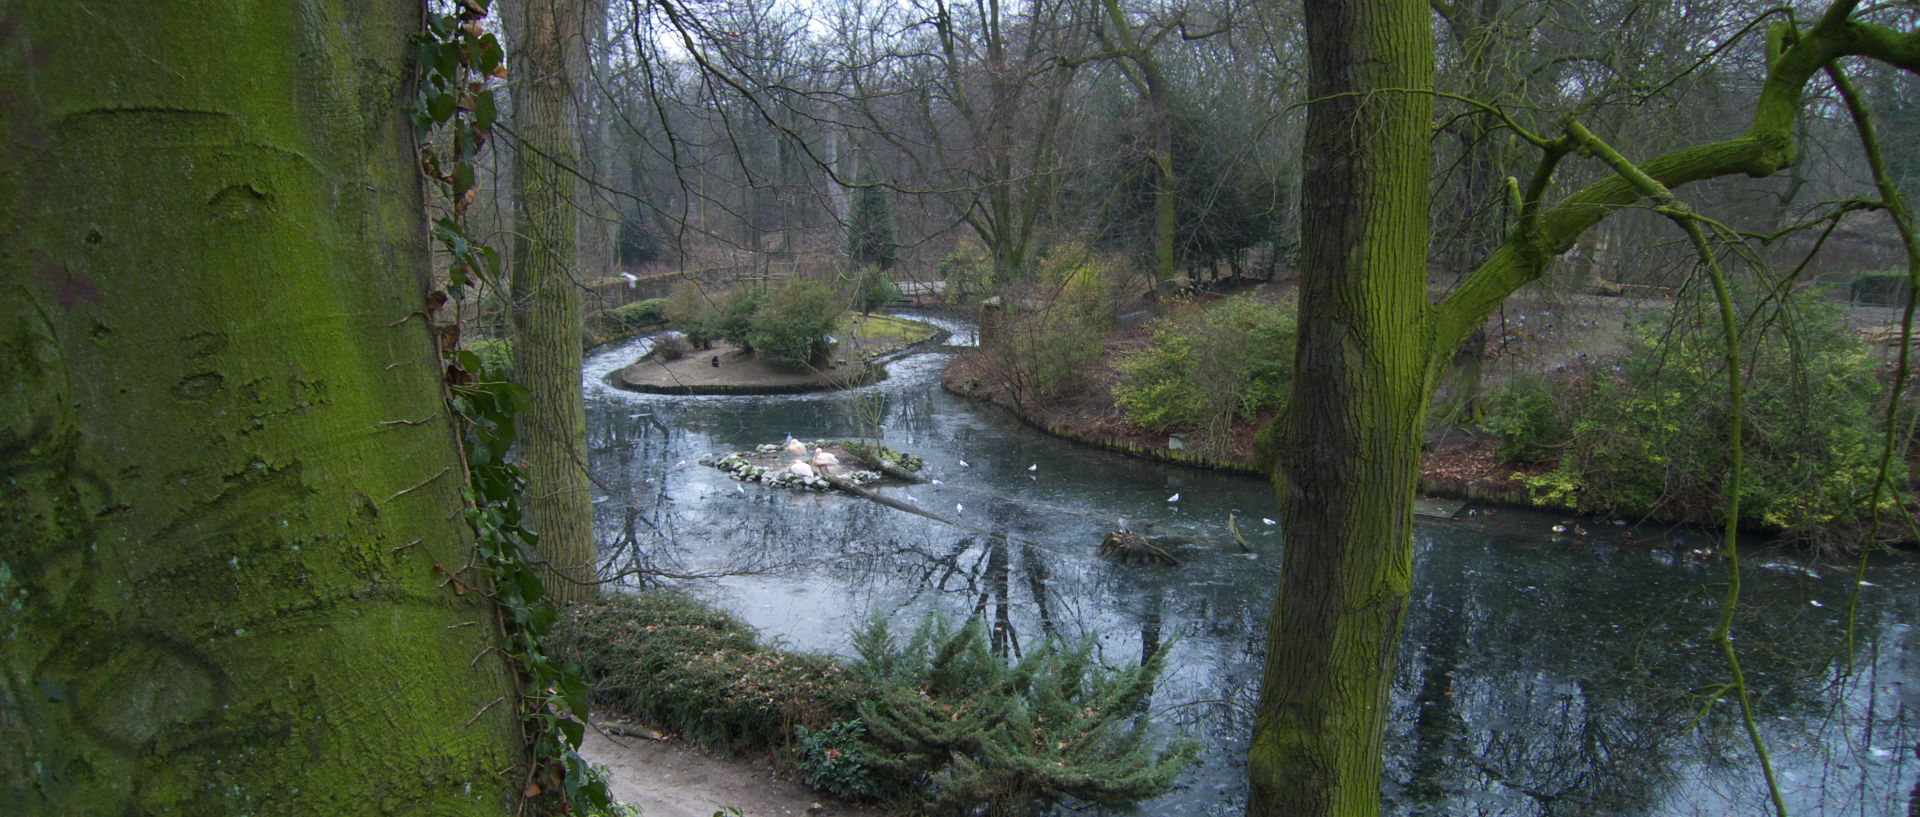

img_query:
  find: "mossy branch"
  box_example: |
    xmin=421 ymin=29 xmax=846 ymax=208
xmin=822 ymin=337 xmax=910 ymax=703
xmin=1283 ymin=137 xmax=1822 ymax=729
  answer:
xmin=1426 ymin=5 xmax=1920 ymax=380
xmin=1563 ymin=118 xmax=1787 ymax=817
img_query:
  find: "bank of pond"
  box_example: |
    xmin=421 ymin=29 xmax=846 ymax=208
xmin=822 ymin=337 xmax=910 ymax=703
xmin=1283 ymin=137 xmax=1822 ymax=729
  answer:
xmin=575 ymin=316 xmax=1917 ymax=817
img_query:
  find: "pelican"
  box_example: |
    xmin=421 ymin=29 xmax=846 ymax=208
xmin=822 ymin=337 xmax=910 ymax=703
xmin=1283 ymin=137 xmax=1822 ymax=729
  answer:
xmin=811 ymin=450 xmax=840 ymax=469
xmin=784 ymin=436 xmax=808 ymax=457
xmin=788 ymin=461 xmax=816 ymax=478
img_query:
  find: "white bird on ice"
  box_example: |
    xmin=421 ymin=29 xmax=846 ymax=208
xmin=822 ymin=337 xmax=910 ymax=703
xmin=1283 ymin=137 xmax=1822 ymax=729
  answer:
xmin=1167 ymin=493 xmax=1180 ymax=503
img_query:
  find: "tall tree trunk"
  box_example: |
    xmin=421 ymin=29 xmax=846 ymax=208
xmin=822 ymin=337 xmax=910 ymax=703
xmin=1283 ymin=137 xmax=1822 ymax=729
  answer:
xmin=1 ymin=2 xmax=524 ymax=814
xmin=509 ymin=0 xmax=595 ymax=604
xmin=1248 ymin=1 xmax=1432 ymax=815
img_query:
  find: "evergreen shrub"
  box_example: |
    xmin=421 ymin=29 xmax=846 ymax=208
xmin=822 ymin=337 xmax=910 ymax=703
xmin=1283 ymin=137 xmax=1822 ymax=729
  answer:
xmin=1478 ymin=372 xmax=1570 ymax=464
xmin=1518 ymin=285 xmax=1895 ymax=543
xmin=849 ymin=614 xmax=1197 ymax=817
xmin=749 ymin=279 xmax=843 ymax=368
xmin=547 ymin=594 xmax=865 ymax=752
xmin=1113 ymin=295 xmax=1294 ymax=448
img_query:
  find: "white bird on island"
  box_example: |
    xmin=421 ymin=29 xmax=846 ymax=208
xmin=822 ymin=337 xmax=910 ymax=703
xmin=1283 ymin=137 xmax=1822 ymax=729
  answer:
xmin=784 ymin=436 xmax=809 ymax=458
xmin=788 ymin=461 xmax=816 ymax=478
xmin=811 ymin=450 xmax=840 ymax=468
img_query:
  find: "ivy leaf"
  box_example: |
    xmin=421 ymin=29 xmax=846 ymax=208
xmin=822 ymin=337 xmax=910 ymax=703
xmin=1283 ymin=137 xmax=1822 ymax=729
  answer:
xmin=453 ymin=164 xmax=475 ymax=198
xmin=477 ymin=37 xmax=503 ymax=77
xmin=558 ymin=669 xmax=590 ymax=720
xmin=427 ymin=90 xmax=456 ymax=124
xmin=556 ymin=717 xmax=584 ymax=750
xmin=473 ymin=90 xmax=498 ymax=128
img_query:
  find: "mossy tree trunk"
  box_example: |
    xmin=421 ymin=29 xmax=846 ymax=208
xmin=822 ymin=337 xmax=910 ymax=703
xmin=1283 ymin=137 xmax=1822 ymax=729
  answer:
xmin=1247 ymin=2 xmax=1432 ymax=815
xmin=0 ymin=2 xmax=525 ymax=814
xmin=508 ymin=0 xmax=596 ymax=604
xmin=1249 ymin=3 xmax=1920 ymax=816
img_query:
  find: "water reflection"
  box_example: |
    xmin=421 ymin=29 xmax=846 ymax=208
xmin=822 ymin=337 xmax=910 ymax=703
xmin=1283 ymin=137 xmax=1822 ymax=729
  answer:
xmin=580 ymin=313 xmax=1918 ymax=816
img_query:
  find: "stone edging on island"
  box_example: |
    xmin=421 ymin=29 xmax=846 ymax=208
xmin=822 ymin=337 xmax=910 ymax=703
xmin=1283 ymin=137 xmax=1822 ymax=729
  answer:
xmin=609 ymin=318 xmax=949 ymax=396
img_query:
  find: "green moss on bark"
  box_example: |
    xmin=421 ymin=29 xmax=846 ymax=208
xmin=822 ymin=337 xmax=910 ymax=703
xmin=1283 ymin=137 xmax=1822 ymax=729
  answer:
xmin=2 ymin=2 xmax=524 ymax=814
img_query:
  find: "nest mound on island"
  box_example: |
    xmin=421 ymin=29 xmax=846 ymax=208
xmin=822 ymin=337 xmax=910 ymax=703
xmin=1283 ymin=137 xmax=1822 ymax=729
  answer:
xmin=700 ymin=440 xmax=922 ymax=491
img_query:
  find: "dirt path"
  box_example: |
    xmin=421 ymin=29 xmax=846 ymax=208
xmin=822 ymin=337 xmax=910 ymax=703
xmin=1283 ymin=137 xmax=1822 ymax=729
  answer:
xmin=580 ymin=728 xmax=884 ymax=817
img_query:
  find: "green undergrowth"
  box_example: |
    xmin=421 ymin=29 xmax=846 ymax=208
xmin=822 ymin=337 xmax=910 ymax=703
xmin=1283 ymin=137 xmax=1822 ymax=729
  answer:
xmin=547 ymin=593 xmax=1196 ymax=816
xmin=586 ymin=298 xmax=667 ymax=343
xmin=548 ymin=593 xmax=864 ymax=753
xmin=1478 ymin=284 xmax=1898 ymax=546
xmin=1114 ymin=294 xmax=1294 ymax=454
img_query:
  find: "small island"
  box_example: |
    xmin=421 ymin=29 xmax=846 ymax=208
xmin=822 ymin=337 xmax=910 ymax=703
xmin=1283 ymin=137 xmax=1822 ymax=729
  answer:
xmin=617 ymin=312 xmax=940 ymax=395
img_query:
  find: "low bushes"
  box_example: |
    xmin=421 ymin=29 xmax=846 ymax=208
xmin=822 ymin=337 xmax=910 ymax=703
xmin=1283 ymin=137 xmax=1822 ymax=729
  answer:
xmin=1113 ymin=294 xmax=1294 ymax=451
xmin=748 ymin=279 xmax=842 ymax=368
xmin=1482 ymin=285 xmax=1896 ymax=545
xmin=846 ymin=615 xmax=1197 ymax=816
xmin=852 ymin=266 xmax=901 ymax=314
xmin=548 ymin=593 xmax=864 ymax=752
xmin=548 ymin=593 xmax=1196 ymax=816
xmin=585 ymin=298 xmax=667 ymax=342
xmin=662 ymin=279 xmax=844 ymax=368
xmin=1476 ymin=371 xmax=1568 ymax=465
xmin=979 ymin=245 xmax=1120 ymax=407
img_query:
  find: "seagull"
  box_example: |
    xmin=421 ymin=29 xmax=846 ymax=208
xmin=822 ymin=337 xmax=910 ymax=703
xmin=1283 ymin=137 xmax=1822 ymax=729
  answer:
xmin=930 ymin=479 xmax=942 ymax=485
xmin=1262 ymin=518 xmax=1276 ymax=525
xmin=958 ymin=459 xmax=970 ymax=467
xmin=1028 ymin=464 xmax=1038 ymax=472
xmin=956 ymin=503 xmax=964 ymax=513
xmin=1167 ymin=493 xmax=1180 ymax=503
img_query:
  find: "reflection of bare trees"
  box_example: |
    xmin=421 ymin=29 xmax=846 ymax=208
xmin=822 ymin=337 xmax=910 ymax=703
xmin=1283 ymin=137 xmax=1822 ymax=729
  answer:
xmin=582 ymin=359 xmax=1919 ymax=816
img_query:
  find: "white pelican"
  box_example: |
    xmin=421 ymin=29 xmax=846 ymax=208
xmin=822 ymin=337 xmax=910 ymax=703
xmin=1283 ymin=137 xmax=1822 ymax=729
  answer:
xmin=784 ymin=436 xmax=809 ymax=457
xmin=811 ymin=450 xmax=840 ymax=469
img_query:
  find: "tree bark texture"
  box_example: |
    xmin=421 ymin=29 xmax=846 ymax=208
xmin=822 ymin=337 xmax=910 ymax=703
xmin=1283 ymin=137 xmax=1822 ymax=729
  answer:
xmin=0 ymin=2 xmax=524 ymax=814
xmin=508 ymin=0 xmax=596 ymax=604
xmin=1248 ymin=2 xmax=1432 ymax=816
